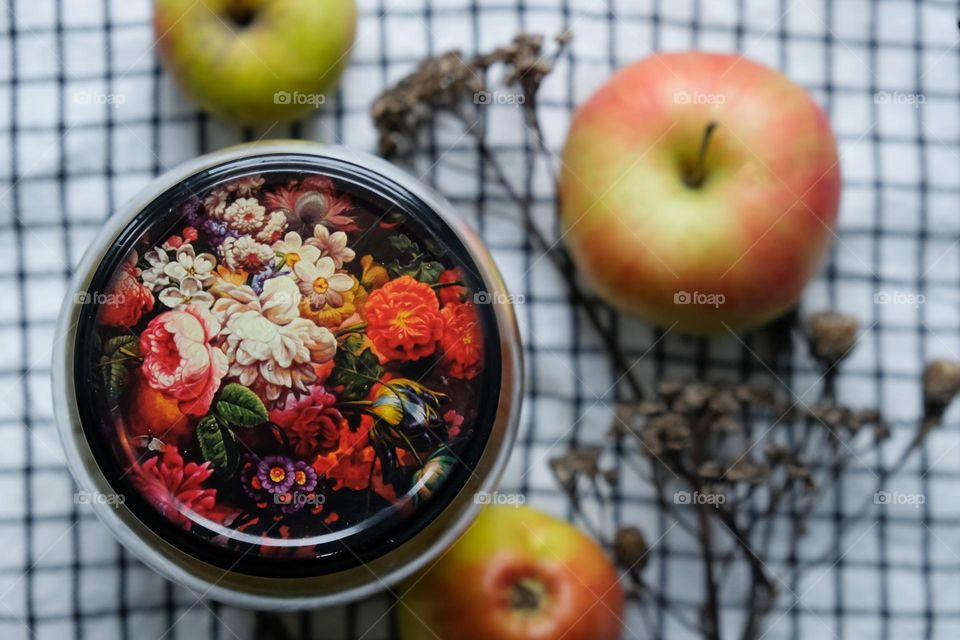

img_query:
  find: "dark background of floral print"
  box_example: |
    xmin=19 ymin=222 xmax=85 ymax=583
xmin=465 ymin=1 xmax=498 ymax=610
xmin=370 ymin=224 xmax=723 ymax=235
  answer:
xmin=73 ymin=159 xmax=502 ymax=576
xmin=1 ymin=0 xmax=960 ymax=639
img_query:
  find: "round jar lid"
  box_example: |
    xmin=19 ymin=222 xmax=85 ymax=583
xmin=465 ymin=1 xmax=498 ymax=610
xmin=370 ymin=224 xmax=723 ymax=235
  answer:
xmin=70 ymin=148 xmax=507 ymax=578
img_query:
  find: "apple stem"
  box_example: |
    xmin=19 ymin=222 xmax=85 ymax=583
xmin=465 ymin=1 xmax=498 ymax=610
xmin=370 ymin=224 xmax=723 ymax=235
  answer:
xmin=685 ymin=121 xmax=718 ymax=188
xmin=509 ymin=578 xmax=547 ymax=612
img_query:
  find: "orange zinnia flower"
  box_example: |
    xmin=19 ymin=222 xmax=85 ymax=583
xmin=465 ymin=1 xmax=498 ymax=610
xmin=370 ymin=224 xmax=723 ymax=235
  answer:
xmin=364 ymin=276 xmax=444 ymax=362
xmin=439 ymin=302 xmax=484 ymax=380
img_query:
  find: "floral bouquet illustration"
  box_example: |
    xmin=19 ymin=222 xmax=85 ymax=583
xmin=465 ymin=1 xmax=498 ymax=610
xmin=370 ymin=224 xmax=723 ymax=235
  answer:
xmin=89 ymin=173 xmax=487 ymax=549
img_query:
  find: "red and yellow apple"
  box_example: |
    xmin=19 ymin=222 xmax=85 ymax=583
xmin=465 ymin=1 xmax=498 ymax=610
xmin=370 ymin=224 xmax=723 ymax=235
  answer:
xmin=398 ymin=506 xmax=624 ymax=640
xmin=559 ymin=52 xmax=840 ymax=334
xmin=155 ymin=0 xmax=357 ymax=124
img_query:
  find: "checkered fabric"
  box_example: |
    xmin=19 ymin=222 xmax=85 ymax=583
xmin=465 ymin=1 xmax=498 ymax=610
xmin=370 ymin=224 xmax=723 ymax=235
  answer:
xmin=1 ymin=0 xmax=959 ymax=638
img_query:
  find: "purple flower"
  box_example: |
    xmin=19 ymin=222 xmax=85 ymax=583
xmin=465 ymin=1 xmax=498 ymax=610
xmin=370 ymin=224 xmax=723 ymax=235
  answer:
xmin=257 ymin=455 xmax=296 ymax=494
xmin=292 ymin=461 xmax=318 ymax=492
xmin=250 ymin=267 xmax=278 ymax=294
xmin=240 ymin=455 xmax=322 ymax=514
xmin=182 ymin=197 xmax=203 ymax=227
xmin=198 ymin=218 xmax=239 ymax=248
xmin=274 ymin=464 xmax=321 ymax=514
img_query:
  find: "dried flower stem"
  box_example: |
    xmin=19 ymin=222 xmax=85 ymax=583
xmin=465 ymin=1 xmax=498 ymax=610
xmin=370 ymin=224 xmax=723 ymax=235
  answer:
xmin=461 ymin=113 xmax=644 ymax=398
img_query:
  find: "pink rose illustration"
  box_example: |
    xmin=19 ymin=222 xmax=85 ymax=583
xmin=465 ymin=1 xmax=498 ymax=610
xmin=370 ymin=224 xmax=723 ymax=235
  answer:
xmin=139 ymin=306 xmax=228 ymax=416
xmin=97 ymin=251 xmax=154 ymax=328
xmin=270 ymin=386 xmax=346 ymax=458
xmin=130 ymin=445 xmax=232 ymax=530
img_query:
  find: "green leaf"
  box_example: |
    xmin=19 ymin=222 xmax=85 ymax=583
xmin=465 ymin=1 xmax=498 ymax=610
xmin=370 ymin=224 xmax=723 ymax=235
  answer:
xmin=386 ymin=233 xmax=445 ymax=284
xmin=213 ymin=383 xmax=269 ymax=427
xmin=386 ymin=258 xmax=411 ymax=280
xmin=101 ymin=358 xmax=129 ymax=405
xmin=330 ymin=335 xmax=384 ymax=401
xmin=104 ymin=335 xmax=140 ymax=358
xmin=388 ymin=233 xmax=418 ymax=254
xmin=98 ymin=334 xmax=140 ymax=406
xmin=417 ymin=260 xmax=444 ymax=284
xmin=196 ymin=415 xmax=239 ymax=476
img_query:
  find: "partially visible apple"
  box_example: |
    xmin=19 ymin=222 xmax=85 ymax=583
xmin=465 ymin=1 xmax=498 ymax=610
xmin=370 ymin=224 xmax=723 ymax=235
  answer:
xmin=398 ymin=506 xmax=623 ymax=640
xmin=559 ymin=52 xmax=840 ymax=335
xmin=155 ymin=0 xmax=357 ymax=124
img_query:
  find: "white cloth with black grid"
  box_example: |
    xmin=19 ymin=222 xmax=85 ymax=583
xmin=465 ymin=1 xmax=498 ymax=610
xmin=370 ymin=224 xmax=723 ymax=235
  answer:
xmin=1 ymin=0 xmax=959 ymax=638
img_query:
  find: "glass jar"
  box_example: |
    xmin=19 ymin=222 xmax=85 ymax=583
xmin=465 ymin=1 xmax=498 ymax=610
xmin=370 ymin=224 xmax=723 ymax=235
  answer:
xmin=52 ymin=142 xmax=522 ymax=609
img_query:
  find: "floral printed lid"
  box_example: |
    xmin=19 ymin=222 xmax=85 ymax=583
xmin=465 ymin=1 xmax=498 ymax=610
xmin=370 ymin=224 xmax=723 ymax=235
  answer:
xmin=71 ymin=149 xmax=507 ymax=577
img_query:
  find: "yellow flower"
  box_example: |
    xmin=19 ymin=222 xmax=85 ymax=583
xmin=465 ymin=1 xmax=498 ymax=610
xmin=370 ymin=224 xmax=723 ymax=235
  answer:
xmin=300 ymin=275 xmax=365 ymax=328
xmin=214 ymin=264 xmax=248 ymax=286
xmin=360 ymin=255 xmax=389 ymax=290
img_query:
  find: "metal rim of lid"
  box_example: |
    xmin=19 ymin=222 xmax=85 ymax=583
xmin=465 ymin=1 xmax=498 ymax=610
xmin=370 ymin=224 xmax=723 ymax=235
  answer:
xmin=51 ymin=141 xmax=523 ymax=609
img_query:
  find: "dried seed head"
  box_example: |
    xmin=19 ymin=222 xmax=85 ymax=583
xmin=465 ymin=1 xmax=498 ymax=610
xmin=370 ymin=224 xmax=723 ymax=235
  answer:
xmin=711 ymin=414 xmax=742 ymax=435
xmin=810 ymin=401 xmax=851 ymax=430
xmin=709 ymin=390 xmax=740 ymax=414
xmin=922 ymin=359 xmax=960 ymax=426
xmin=734 ymin=384 xmax=756 ymax=403
xmin=613 ymin=526 xmax=649 ymax=570
xmin=673 ymin=382 xmax=713 ymax=413
xmin=641 ymin=413 xmax=692 ymax=456
xmin=634 ymin=400 xmax=668 ymax=417
xmin=548 ymin=447 xmax=602 ymax=491
xmin=371 ymin=50 xmax=488 ymax=157
xmin=697 ymin=460 xmax=724 ymax=480
xmin=807 ymin=311 xmax=859 ymax=370
xmin=725 ymin=458 xmax=770 ymax=484
xmin=657 ymin=381 xmax=685 ymax=402
xmin=371 ymin=31 xmax=570 ymax=157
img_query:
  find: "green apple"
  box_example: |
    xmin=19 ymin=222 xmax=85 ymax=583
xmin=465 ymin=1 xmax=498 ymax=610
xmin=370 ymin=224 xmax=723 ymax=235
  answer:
xmin=155 ymin=0 xmax=357 ymax=124
xmin=398 ymin=506 xmax=624 ymax=640
xmin=559 ymin=52 xmax=841 ymax=335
